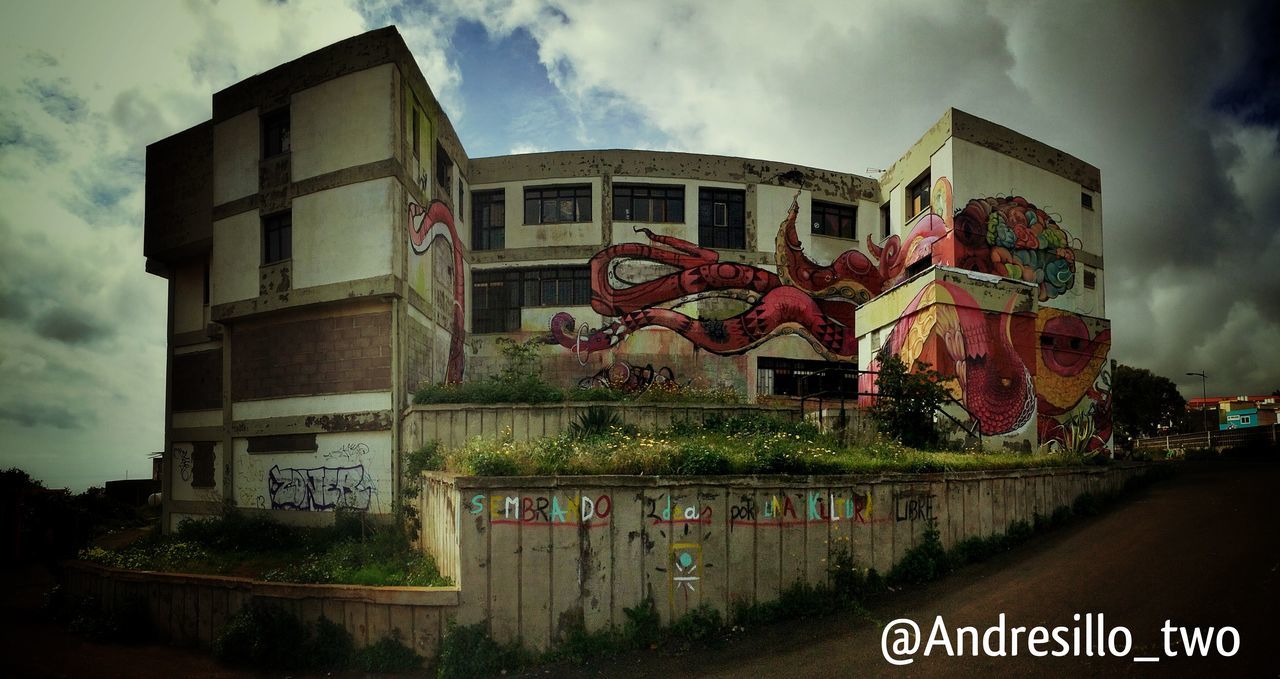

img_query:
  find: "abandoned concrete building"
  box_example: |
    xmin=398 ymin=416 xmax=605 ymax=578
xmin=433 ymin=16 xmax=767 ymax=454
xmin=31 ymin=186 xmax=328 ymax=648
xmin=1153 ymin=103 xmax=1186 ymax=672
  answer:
xmin=144 ymin=27 xmax=1111 ymax=529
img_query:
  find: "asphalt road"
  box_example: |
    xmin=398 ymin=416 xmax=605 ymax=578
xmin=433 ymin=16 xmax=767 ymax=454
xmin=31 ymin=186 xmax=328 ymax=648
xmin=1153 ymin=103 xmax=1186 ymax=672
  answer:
xmin=542 ymin=461 xmax=1279 ymax=678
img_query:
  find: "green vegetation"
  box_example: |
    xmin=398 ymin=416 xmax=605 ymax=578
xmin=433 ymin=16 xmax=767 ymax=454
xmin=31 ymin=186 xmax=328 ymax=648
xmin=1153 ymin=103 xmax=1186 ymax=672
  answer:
xmin=214 ymin=601 xmax=422 ymax=672
xmin=413 ymin=337 xmax=741 ymax=405
xmin=425 ymin=413 xmax=1091 ymax=477
xmin=869 ymin=354 xmax=951 ymax=449
xmin=79 ymin=509 xmax=451 ymax=587
xmin=44 ymin=586 xmax=152 ymax=644
xmin=1112 ymin=363 xmax=1188 ymax=444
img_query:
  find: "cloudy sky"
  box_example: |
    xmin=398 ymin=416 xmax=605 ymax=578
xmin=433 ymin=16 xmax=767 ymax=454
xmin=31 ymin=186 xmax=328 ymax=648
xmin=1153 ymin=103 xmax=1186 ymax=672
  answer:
xmin=1 ymin=0 xmax=1276 ymax=489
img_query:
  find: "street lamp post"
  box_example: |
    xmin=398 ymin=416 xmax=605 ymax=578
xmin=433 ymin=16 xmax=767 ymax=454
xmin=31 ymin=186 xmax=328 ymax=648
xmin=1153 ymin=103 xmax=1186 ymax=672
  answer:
xmin=1187 ymin=371 xmax=1208 ymax=444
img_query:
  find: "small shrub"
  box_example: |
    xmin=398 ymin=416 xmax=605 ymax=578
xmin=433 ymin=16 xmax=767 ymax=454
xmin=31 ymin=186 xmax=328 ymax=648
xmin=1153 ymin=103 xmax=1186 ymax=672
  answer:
xmin=1072 ymin=492 xmax=1102 ymax=517
xmin=621 ymin=598 xmax=661 ymax=649
xmin=568 ymin=406 xmax=622 ymax=439
xmin=670 ymin=604 xmax=723 ymax=642
xmin=355 ymin=633 xmax=423 ymax=673
xmin=466 ymin=448 xmax=523 ymax=476
xmin=309 ymin=616 xmax=355 ymax=670
xmin=887 ymin=521 xmax=949 ymax=586
xmin=406 ymin=440 xmax=445 ymax=476
xmin=437 ymin=622 xmax=520 ymax=678
xmin=214 ymin=602 xmax=311 ymax=669
xmin=869 ymin=354 xmax=950 ymax=449
xmin=675 ymin=442 xmax=731 ymax=475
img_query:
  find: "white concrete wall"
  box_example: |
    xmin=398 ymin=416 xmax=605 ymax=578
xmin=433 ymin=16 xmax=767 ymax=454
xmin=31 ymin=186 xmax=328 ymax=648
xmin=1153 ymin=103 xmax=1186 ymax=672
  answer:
xmin=232 ymin=430 xmax=393 ymax=514
xmin=230 ymin=392 xmax=393 ymax=420
xmin=169 ymin=441 xmax=223 ymax=503
xmin=291 ymin=63 xmax=396 ymax=182
xmin=291 ymin=177 xmax=396 ymax=289
xmin=212 ymin=110 xmax=258 ymax=205
xmin=210 ymin=211 xmax=260 ymax=305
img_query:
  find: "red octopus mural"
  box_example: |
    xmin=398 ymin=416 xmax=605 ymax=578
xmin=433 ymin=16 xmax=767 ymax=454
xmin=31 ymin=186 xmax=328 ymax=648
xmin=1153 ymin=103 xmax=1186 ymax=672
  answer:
xmin=408 ymin=200 xmax=466 ymax=383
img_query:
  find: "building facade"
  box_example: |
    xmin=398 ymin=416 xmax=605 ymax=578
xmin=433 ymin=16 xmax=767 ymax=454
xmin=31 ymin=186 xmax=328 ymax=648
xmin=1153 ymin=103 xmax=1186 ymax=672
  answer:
xmin=144 ymin=27 xmax=1111 ymax=528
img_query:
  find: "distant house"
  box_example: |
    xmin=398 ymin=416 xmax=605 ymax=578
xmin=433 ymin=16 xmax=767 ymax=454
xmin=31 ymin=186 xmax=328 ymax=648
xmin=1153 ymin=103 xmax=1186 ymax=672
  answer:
xmin=1217 ymin=397 xmax=1279 ymax=430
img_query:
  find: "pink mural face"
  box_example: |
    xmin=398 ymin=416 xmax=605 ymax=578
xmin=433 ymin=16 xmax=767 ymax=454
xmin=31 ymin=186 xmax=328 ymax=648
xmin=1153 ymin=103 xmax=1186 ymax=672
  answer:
xmin=1036 ymin=308 xmax=1112 ymax=455
xmin=408 ymin=200 xmax=466 ymax=383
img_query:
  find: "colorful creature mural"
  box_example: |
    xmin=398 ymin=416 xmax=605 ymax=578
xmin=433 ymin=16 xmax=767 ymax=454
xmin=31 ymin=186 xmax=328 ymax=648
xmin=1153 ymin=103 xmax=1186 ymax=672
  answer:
xmin=408 ymin=200 xmax=466 ymax=383
xmin=578 ymin=360 xmax=677 ymax=392
xmin=544 ymin=176 xmax=1109 ymax=452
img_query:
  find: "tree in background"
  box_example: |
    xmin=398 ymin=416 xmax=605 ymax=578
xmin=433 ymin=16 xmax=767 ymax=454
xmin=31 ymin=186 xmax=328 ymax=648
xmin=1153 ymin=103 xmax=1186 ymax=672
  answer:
xmin=1112 ymin=364 xmax=1187 ymax=444
xmin=870 ymin=354 xmax=951 ymax=449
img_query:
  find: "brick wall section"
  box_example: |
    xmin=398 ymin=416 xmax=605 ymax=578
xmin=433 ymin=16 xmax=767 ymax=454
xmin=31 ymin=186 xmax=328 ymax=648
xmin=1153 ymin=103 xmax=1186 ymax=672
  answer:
xmin=172 ymin=349 xmax=222 ymax=411
xmin=405 ymin=315 xmax=434 ymax=395
xmin=232 ymin=311 xmax=391 ymax=400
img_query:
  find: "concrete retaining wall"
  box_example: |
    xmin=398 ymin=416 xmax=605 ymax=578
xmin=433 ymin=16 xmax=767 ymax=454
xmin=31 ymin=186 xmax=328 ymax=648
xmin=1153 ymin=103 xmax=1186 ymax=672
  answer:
xmin=401 ymin=402 xmax=801 ymax=451
xmin=421 ymin=463 xmax=1152 ymax=650
xmin=62 ymin=561 xmax=458 ymax=658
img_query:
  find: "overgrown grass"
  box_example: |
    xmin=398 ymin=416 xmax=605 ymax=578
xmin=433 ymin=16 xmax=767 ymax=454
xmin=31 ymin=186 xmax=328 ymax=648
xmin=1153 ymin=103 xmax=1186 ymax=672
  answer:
xmin=79 ymin=510 xmax=451 ymax=587
xmin=413 ymin=379 xmax=743 ymax=405
xmin=428 ymin=413 xmax=1092 ymax=477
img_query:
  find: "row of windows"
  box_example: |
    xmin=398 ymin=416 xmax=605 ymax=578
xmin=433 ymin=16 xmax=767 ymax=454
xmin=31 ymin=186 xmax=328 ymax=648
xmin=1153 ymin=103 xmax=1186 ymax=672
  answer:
xmin=472 ymin=185 xmax=867 ymax=252
xmin=472 ymin=267 xmax=591 ymax=333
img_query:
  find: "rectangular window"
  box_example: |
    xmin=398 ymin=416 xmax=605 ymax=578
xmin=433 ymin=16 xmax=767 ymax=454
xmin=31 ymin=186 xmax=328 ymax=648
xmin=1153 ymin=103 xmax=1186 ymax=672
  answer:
xmin=880 ymin=203 xmax=890 ymax=239
xmin=524 ymin=185 xmax=592 ymax=224
xmin=698 ymin=187 xmax=746 ymax=249
xmin=472 ymin=190 xmax=505 ymax=251
xmin=756 ymin=358 xmax=857 ymax=398
xmin=1084 ymin=269 xmax=1097 ymax=289
xmin=202 ymin=258 xmax=210 ymax=306
xmin=436 ymin=141 xmax=452 ymax=190
xmin=472 ymin=267 xmax=590 ymax=333
xmin=412 ymin=109 xmax=420 ymax=160
xmin=1081 ymin=192 xmax=1094 ymax=209
xmin=907 ymin=173 xmax=930 ymax=218
xmin=261 ymin=107 xmax=290 ymax=158
xmin=261 ymin=211 xmax=292 ymax=265
xmin=811 ymin=200 xmax=857 ymax=239
xmin=190 ymin=442 xmax=216 ymax=488
xmin=457 ymin=178 xmax=465 ymax=219
xmin=613 ymin=184 xmax=684 ymax=223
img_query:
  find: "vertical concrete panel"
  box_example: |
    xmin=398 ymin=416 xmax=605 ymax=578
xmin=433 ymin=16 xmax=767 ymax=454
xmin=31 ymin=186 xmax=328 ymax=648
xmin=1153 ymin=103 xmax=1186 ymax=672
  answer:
xmin=928 ymin=481 xmax=947 ymax=545
xmin=699 ymin=484 xmax=729 ymax=615
xmin=726 ymin=485 xmax=756 ymax=604
xmin=519 ymin=517 xmax=552 ymax=651
xmin=871 ymin=483 xmax=895 ymax=574
xmin=979 ymin=479 xmax=994 ymax=537
xmin=210 ymin=588 xmax=230 ymax=642
xmin=488 ymin=491 xmax=521 ymax=644
xmin=198 ymin=587 xmax=214 ymax=645
xmin=226 ymin=589 xmax=245 ymax=622
xmin=513 ymin=407 xmax=529 ymax=441
xmin=297 ymin=598 xmax=322 ymax=626
xmin=804 ymin=487 xmax=831 ymax=588
xmin=963 ymin=481 xmax=980 ymax=543
xmin=550 ymin=504 xmax=582 ymax=643
xmin=753 ymin=487 xmax=781 ymax=604
xmin=827 ymin=486 xmax=852 ymax=581
xmin=779 ymin=488 xmax=806 ymax=592
xmin=345 ymin=601 xmax=369 ymax=647
xmin=647 ymin=486 xmax=677 ymax=624
xmin=582 ymin=487 xmax=614 ymax=633
xmin=150 ymin=582 xmax=169 ymax=642
xmin=367 ymin=604 xmax=391 ymax=643
xmin=411 ymin=606 xmax=441 ymax=660
xmin=183 ymin=585 xmax=201 ymax=644
xmin=456 ymin=504 xmax=490 ymax=628
xmin=990 ymin=478 xmax=1006 ymax=534
xmin=611 ymin=486 xmax=646 ymax=624
xmin=849 ymin=485 xmax=874 ymax=569
xmin=389 ymin=605 xmax=414 ymax=644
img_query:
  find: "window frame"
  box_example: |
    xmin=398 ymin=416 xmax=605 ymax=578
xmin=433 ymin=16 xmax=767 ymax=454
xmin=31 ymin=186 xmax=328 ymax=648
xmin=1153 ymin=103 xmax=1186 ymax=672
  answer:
xmin=697 ymin=187 xmax=746 ymax=249
xmin=880 ymin=202 xmax=891 ymax=239
xmin=471 ymin=189 xmax=506 ymax=251
xmin=613 ymin=183 xmax=685 ymax=223
xmin=261 ymin=210 xmax=292 ymax=265
xmin=190 ymin=442 xmax=216 ymax=489
xmin=261 ymin=106 xmax=291 ymax=158
xmin=1081 ymin=192 xmax=1094 ymax=210
xmin=1083 ymin=269 xmax=1097 ymax=289
xmin=811 ymin=200 xmax=857 ymax=240
xmin=412 ymin=108 xmax=420 ymax=160
xmin=907 ymin=172 xmax=930 ymax=219
xmin=436 ymin=142 xmax=453 ymax=190
xmin=523 ymin=184 xmax=593 ymax=225
xmin=471 ymin=266 xmax=591 ymax=334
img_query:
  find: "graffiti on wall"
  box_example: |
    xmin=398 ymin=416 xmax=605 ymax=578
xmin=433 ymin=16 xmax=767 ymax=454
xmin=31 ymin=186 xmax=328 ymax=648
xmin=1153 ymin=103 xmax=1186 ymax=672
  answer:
xmin=468 ymin=493 xmax=613 ymax=527
xmin=1035 ymin=308 xmax=1112 ymax=455
xmin=862 ymin=279 xmax=1038 ymax=437
xmin=408 ymin=200 xmax=466 ymax=383
xmin=267 ymin=464 xmax=373 ymax=511
xmin=729 ymin=490 xmax=877 ymax=528
xmin=578 ymin=360 xmax=676 ymax=393
xmin=175 ymin=446 xmax=192 ymax=482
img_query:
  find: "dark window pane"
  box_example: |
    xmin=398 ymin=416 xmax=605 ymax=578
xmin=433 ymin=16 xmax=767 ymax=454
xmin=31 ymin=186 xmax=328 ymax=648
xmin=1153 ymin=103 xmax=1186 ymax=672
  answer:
xmin=525 ymin=199 xmax=539 ymax=225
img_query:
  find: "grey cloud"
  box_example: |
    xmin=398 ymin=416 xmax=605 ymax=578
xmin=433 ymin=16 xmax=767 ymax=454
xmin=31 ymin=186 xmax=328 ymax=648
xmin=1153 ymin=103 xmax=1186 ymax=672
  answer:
xmin=22 ymin=77 xmax=87 ymax=125
xmin=0 ymin=287 xmax=31 ymax=320
xmin=33 ymin=307 xmax=115 ymax=345
xmin=24 ymin=49 xmax=59 ymax=67
xmin=0 ymin=108 xmax=64 ymax=166
xmin=0 ymin=401 xmax=88 ymax=430
xmin=61 ymin=151 xmax=145 ymax=225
